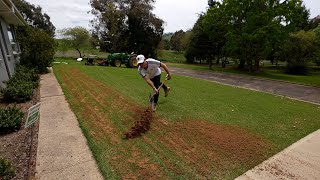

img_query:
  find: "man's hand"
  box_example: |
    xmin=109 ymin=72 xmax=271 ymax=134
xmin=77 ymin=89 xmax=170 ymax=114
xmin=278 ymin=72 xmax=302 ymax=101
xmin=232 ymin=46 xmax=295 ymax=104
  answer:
xmin=167 ymin=74 xmax=172 ymax=80
xmin=153 ymin=87 xmax=159 ymax=94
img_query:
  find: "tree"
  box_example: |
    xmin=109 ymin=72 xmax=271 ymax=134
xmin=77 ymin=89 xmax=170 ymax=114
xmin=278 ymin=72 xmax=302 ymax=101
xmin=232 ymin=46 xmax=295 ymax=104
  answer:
xmin=13 ymin=0 xmax=55 ymax=37
xmin=170 ymin=30 xmax=185 ymax=52
xmin=185 ymin=15 xmax=213 ymax=66
xmin=90 ymin=0 xmax=164 ymax=57
xmin=59 ymin=27 xmax=90 ymax=58
xmin=277 ymin=30 xmax=317 ymax=75
xmin=12 ymin=0 xmax=55 ymax=72
xmin=181 ymin=30 xmax=192 ymax=51
xmin=203 ymin=1 xmax=227 ymax=68
xmin=312 ymin=25 xmax=320 ymax=66
xmin=17 ymin=27 xmax=55 ymax=73
xmin=202 ymin=0 xmax=310 ymax=71
xmin=307 ymin=16 xmax=320 ymax=30
xmin=158 ymin=39 xmax=170 ymax=50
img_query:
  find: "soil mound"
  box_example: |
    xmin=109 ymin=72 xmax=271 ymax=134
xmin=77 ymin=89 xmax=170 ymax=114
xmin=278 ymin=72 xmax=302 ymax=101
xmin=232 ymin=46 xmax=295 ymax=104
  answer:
xmin=124 ymin=108 xmax=153 ymax=139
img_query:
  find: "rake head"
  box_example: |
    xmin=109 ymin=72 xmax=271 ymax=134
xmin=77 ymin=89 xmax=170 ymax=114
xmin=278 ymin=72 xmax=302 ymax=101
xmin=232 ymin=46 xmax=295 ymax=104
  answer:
xmin=149 ymin=93 xmax=155 ymax=110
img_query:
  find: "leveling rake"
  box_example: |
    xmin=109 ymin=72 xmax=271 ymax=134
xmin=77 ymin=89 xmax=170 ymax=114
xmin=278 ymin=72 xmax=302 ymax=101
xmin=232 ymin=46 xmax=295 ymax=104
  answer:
xmin=149 ymin=74 xmax=169 ymax=110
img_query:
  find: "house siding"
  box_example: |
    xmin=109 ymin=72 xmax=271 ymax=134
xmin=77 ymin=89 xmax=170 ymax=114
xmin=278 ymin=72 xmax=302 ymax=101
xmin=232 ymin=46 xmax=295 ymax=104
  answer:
xmin=0 ymin=17 xmax=22 ymax=87
xmin=0 ymin=33 xmax=9 ymax=87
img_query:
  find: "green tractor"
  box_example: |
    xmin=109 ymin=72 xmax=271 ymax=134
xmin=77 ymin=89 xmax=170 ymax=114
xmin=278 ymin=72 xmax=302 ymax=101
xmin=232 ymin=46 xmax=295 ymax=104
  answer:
xmin=107 ymin=53 xmax=138 ymax=68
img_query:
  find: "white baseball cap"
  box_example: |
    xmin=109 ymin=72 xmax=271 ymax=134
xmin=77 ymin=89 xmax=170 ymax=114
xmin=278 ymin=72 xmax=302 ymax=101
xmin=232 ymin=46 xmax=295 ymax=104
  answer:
xmin=136 ymin=54 xmax=145 ymax=64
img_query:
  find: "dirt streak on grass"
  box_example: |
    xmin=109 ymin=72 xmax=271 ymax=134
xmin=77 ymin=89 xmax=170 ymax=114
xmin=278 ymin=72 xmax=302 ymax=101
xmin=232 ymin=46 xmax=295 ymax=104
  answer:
xmin=58 ymin=68 xmax=119 ymax=144
xmin=56 ymin=67 xmax=166 ymax=178
xmin=55 ymin=65 xmax=272 ymax=178
xmin=156 ymin=119 xmax=272 ymax=178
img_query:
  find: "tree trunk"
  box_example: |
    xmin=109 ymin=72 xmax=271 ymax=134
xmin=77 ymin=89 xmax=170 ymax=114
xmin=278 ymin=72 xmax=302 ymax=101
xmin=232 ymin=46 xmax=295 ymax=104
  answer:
xmin=238 ymin=59 xmax=245 ymax=69
xmin=255 ymin=59 xmax=260 ymax=71
xmin=209 ymin=58 xmax=213 ymax=70
xmin=76 ymin=48 xmax=84 ymax=58
xmin=216 ymin=57 xmax=220 ymax=65
xmin=248 ymin=60 xmax=253 ymax=72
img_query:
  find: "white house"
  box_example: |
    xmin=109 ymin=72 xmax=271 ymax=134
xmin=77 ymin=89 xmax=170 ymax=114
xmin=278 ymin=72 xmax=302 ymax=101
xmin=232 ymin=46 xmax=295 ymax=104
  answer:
xmin=0 ymin=0 xmax=26 ymax=87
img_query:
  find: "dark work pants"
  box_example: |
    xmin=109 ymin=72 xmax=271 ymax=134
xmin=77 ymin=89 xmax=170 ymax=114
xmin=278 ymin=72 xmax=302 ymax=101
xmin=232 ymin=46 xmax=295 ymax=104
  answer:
xmin=150 ymin=74 xmax=168 ymax=104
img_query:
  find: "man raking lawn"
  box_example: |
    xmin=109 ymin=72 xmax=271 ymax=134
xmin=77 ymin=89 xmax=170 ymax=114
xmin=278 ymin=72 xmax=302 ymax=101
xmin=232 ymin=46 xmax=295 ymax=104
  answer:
xmin=124 ymin=55 xmax=172 ymax=139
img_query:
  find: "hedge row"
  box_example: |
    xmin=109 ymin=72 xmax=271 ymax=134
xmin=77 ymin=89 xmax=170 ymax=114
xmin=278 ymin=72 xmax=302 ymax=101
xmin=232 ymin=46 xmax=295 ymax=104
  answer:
xmin=1 ymin=65 xmax=39 ymax=103
xmin=0 ymin=106 xmax=24 ymax=133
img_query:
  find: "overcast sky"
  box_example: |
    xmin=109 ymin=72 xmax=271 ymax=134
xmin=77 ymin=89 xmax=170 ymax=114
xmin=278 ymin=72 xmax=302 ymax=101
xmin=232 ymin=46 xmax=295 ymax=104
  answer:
xmin=26 ymin=0 xmax=320 ymax=33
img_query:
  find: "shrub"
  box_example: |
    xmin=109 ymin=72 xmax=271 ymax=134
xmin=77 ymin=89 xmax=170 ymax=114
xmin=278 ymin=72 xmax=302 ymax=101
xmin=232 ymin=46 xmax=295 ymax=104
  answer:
xmin=0 ymin=106 xmax=24 ymax=133
xmin=1 ymin=81 xmax=34 ymax=103
xmin=17 ymin=26 xmax=55 ymax=73
xmin=0 ymin=158 xmax=15 ymax=180
xmin=1 ymin=65 xmax=39 ymax=103
xmin=10 ymin=65 xmax=39 ymax=88
xmin=277 ymin=30 xmax=317 ymax=75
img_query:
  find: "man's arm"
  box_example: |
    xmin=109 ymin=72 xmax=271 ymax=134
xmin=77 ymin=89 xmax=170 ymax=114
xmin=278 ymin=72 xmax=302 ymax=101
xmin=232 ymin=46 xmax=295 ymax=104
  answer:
xmin=143 ymin=76 xmax=158 ymax=94
xmin=160 ymin=62 xmax=172 ymax=80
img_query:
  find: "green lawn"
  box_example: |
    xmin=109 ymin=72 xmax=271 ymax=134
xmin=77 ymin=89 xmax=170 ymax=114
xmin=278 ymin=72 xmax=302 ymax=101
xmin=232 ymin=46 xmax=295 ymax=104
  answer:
xmin=168 ymin=62 xmax=320 ymax=87
xmin=157 ymin=50 xmax=186 ymax=63
xmin=53 ymin=58 xmax=320 ymax=179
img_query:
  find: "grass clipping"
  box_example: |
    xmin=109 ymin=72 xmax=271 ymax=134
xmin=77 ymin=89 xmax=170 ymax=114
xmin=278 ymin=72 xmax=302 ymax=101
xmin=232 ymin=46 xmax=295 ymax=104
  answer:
xmin=124 ymin=108 xmax=153 ymax=139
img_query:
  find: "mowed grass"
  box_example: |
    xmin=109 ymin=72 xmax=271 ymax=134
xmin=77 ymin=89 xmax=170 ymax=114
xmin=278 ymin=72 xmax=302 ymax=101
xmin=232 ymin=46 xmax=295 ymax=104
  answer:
xmin=157 ymin=50 xmax=186 ymax=63
xmin=53 ymin=58 xmax=320 ymax=179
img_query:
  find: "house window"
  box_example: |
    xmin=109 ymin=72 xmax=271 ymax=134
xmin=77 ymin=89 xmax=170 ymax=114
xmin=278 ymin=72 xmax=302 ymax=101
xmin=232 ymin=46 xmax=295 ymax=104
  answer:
xmin=7 ymin=26 xmax=14 ymax=42
xmin=7 ymin=25 xmax=20 ymax=58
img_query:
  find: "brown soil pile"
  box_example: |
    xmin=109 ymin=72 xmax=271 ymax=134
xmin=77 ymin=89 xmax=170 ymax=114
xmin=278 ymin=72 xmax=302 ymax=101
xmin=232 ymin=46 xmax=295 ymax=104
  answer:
xmin=124 ymin=108 xmax=153 ymax=139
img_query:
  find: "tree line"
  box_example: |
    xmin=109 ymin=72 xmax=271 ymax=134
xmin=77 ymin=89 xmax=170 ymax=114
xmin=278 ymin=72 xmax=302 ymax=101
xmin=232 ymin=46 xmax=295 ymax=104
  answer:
xmin=13 ymin=0 xmax=55 ymax=73
xmin=177 ymin=0 xmax=320 ymax=74
xmin=12 ymin=0 xmax=320 ymax=75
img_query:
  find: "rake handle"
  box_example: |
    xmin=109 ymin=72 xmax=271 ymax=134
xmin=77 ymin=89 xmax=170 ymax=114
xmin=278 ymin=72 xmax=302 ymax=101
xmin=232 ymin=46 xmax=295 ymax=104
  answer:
xmin=150 ymin=74 xmax=169 ymax=99
xmin=154 ymin=74 xmax=169 ymax=94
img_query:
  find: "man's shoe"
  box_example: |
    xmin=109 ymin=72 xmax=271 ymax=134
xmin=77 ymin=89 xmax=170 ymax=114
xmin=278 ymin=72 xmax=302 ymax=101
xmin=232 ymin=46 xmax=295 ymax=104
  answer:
xmin=164 ymin=87 xmax=170 ymax=97
xmin=153 ymin=104 xmax=157 ymax=112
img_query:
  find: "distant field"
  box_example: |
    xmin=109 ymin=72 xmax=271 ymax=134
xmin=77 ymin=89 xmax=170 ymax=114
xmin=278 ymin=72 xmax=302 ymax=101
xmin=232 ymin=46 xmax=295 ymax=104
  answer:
xmin=157 ymin=50 xmax=186 ymax=63
xmin=55 ymin=49 xmax=109 ymax=59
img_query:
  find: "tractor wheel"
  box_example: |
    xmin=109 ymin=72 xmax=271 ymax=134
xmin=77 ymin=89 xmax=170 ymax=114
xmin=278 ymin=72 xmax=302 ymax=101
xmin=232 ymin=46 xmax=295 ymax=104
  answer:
xmin=114 ymin=60 xmax=122 ymax=67
xmin=126 ymin=55 xmax=138 ymax=68
xmin=131 ymin=56 xmax=138 ymax=67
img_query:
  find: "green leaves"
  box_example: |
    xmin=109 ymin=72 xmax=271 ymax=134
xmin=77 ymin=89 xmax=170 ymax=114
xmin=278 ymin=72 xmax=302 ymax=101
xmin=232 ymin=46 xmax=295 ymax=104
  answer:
xmin=1 ymin=65 xmax=39 ymax=103
xmin=278 ymin=30 xmax=317 ymax=75
xmin=0 ymin=158 xmax=15 ymax=180
xmin=13 ymin=0 xmax=55 ymax=37
xmin=90 ymin=0 xmax=163 ymax=57
xmin=58 ymin=27 xmax=90 ymax=58
xmin=59 ymin=27 xmax=90 ymax=49
xmin=0 ymin=106 xmax=24 ymax=133
xmin=202 ymin=0 xmax=310 ymax=71
xmin=17 ymin=26 xmax=55 ymax=73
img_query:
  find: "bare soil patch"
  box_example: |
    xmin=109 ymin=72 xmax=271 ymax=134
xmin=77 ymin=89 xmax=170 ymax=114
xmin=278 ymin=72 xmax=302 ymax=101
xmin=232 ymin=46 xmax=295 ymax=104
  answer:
xmin=0 ymin=86 xmax=40 ymax=180
xmin=157 ymin=119 xmax=272 ymax=176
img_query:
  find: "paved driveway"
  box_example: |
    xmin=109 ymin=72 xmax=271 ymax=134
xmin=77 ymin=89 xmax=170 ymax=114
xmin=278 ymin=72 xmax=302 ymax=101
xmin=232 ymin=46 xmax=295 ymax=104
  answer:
xmin=170 ymin=67 xmax=320 ymax=105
